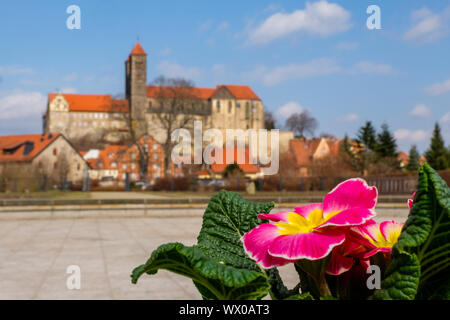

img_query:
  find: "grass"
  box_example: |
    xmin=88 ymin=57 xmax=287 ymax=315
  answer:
xmin=0 ymin=190 xmax=90 ymax=200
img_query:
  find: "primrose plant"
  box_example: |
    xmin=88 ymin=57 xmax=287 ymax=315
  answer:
xmin=131 ymin=164 xmax=450 ymax=300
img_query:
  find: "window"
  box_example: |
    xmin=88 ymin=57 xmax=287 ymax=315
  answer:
xmin=153 ymin=153 xmax=158 ymax=160
xmin=131 ymin=163 xmax=136 ymax=170
xmin=216 ymin=100 xmax=220 ymax=112
xmin=111 ymin=162 xmax=117 ymax=168
xmin=153 ymin=144 xmax=158 ymax=150
xmin=245 ymin=102 xmax=250 ymax=120
xmin=53 ymin=148 xmax=58 ymax=156
xmin=77 ymin=163 xmax=81 ymax=171
xmin=228 ymin=101 xmax=232 ymax=113
xmin=122 ymin=164 xmax=127 ymax=170
xmin=131 ymin=153 xmax=136 ymax=160
xmin=53 ymin=162 xmax=57 ymax=169
xmin=94 ymin=113 xmax=98 ymax=119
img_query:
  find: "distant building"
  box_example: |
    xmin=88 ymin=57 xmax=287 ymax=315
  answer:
xmin=0 ymin=133 xmax=88 ymax=183
xmin=288 ymin=137 xmax=343 ymax=177
xmin=83 ymin=135 xmax=165 ymax=183
xmin=195 ymin=148 xmax=263 ymax=180
xmin=43 ymin=42 xmax=265 ymax=146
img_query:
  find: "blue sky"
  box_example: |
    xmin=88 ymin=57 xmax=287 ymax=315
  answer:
xmin=0 ymin=0 xmax=449 ymax=153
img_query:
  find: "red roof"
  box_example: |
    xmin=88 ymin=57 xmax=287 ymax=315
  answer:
xmin=217 ymin=85 xmax=261 ymax=101
xmin=147 ymin=85 xmax=261 ymax=101
xmin=130 ymin=42 xmax=147 ymax=56
xmin=210 ymin=148 xmax=260 ymax=174
xmin=48 ymin=94 xmax=129 ymax=113
xmin=289 ymin=138 xmax=342 ymax=167
xmin=195 ymin=170 xmax=210 ymax=176
xmin=84 ymin=144 xmax=127 ymax=170
xmin=0 ymin=133 xmax=60 ymax=163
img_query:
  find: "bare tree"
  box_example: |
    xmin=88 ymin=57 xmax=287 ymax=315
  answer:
xmin=264 ymin=111 xmax=276 ymax=130
xmin=57 ymin=151 xmax=71 ymax=189
xmin=128 ymin=76 xmax=201 ymax=181
xmin=285 ymin=111 xmax=318 ymax=138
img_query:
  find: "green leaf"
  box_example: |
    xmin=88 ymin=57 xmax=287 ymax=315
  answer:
xmin=131 ymin=242 xmax=270 ymax=300
xmin=285 ymin=293 xmax=315 ymax=300
xmin=266 ymin=268 xmax=301 ymax=300
xmin=373 ymin=164 xmax=450 ymax=300
xmin=132 ymin=190 xmax=275 ymax=300
xmin=197 ymin=190 xmax=275 ymax=271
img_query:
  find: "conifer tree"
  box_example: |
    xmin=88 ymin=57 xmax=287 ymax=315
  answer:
xmin=356 ymin=121 xmax=377 ymax=151
xmin=425 ymin=123 xmax=448 ymax=170
xmin=406 ymin=144 xmax=420 ymax=172
xmin=376 ymin=123 xmax=398 ymax=158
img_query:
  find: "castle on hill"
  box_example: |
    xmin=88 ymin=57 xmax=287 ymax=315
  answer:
xmin=43 ymin=42 xmax=265 ymax=147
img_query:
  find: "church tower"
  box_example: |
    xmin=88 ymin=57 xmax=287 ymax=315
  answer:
xmin=125 ymin=42 xmax=147 ymax=136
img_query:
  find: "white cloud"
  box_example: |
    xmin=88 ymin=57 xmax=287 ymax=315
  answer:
xmin=63 ymin=73 xmax=78 ymax=82
xmin=199 ymin=19 xmax=212 ymax=32
xmin=244 ymin=58 xmax=393 ymax=86
xmin=441 ymin=112 xmax=450 ymax=124
xmin=0 ymin=91 xmax=46 ymax=120
xmin=276 ymin=101 xmax=304 ymax=120
xmin=394 ymin=129 xmax=430 ymax=143
xmin=217 ymin=21 xmax=229 ymax=31
xmin=0 ymin=65 xmax=33 ymax=75
xmin=425 ymin=79 xmax=450 ymax=96
xmin=248 ymin=0 xmax=352 ymax=45
xmin=244 ymin=58 xmax=341 ymax=86
xmin=336 ymin=41 xmax=358 ymax=50
xmin=157 ymin=61 xmax=204 ymax=81
xmin=404 ymin=6 xmax=450 ymax=43
xmin=338 ymin=113 xmax=359 ymax=123
xmin=60 ymin=87 xmax=77 ymax=94
xmin=410 ymin=104 xmax=431 ymax=117
xmin=159 ymin=48 xmax=172 ymax=56
xmin=351 ymin=61 xmax=394 ymax=75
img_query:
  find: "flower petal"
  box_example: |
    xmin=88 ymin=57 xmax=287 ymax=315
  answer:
xmin=257 ymin=211 xmax=290 ymax=223
xmin=242 ymin=223 xmax=294 ymax=268
xmin=322 ymin=178 xmax=378 ymax=218
xmin=326 ymin=247 xmax=354 ymax=275
xmin=317 ymin=207 xmax=375 ymax=229
xmin=408 ymin=192 xmax=416 ymax=209
xmin=293 ymin=203 xmax=323 ymax=218
xmin=362 ymin=247 xmax=392 ymax=259
xmin=267 ymin=230 xmax=345 ymax=260
xmin=380 ymin=220 xmax=403 ymax=244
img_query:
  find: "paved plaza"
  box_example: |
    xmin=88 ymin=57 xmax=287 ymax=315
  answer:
xmin=0 ymin=206 xmax=409 ymax=299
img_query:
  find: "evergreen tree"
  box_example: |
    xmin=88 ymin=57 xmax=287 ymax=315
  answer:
xmin=356 ymin=121 xmax=377 ymax=151
xmin=376 ymin=123 xmax=398 ymax=158
xmin=425 ymin=123 xmax=448 ymax=170
xmin=340 ymin=134 xmax=352 ymax=155
xmin=406 ymin=144 xmax=420 ymax=172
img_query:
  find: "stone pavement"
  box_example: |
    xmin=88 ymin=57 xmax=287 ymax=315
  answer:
xmin=0 ymin=207 xmax=409 ymax=300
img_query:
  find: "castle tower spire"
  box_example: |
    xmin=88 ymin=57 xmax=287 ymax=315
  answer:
xmin=125 ymin=42 xmax=147 ymax=137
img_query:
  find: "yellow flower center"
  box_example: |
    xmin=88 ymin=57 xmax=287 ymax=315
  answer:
xmin=364 ymin=225 xmax=401 ymax=248
xmin=275 ymin=209 xmax=339 ymax=235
